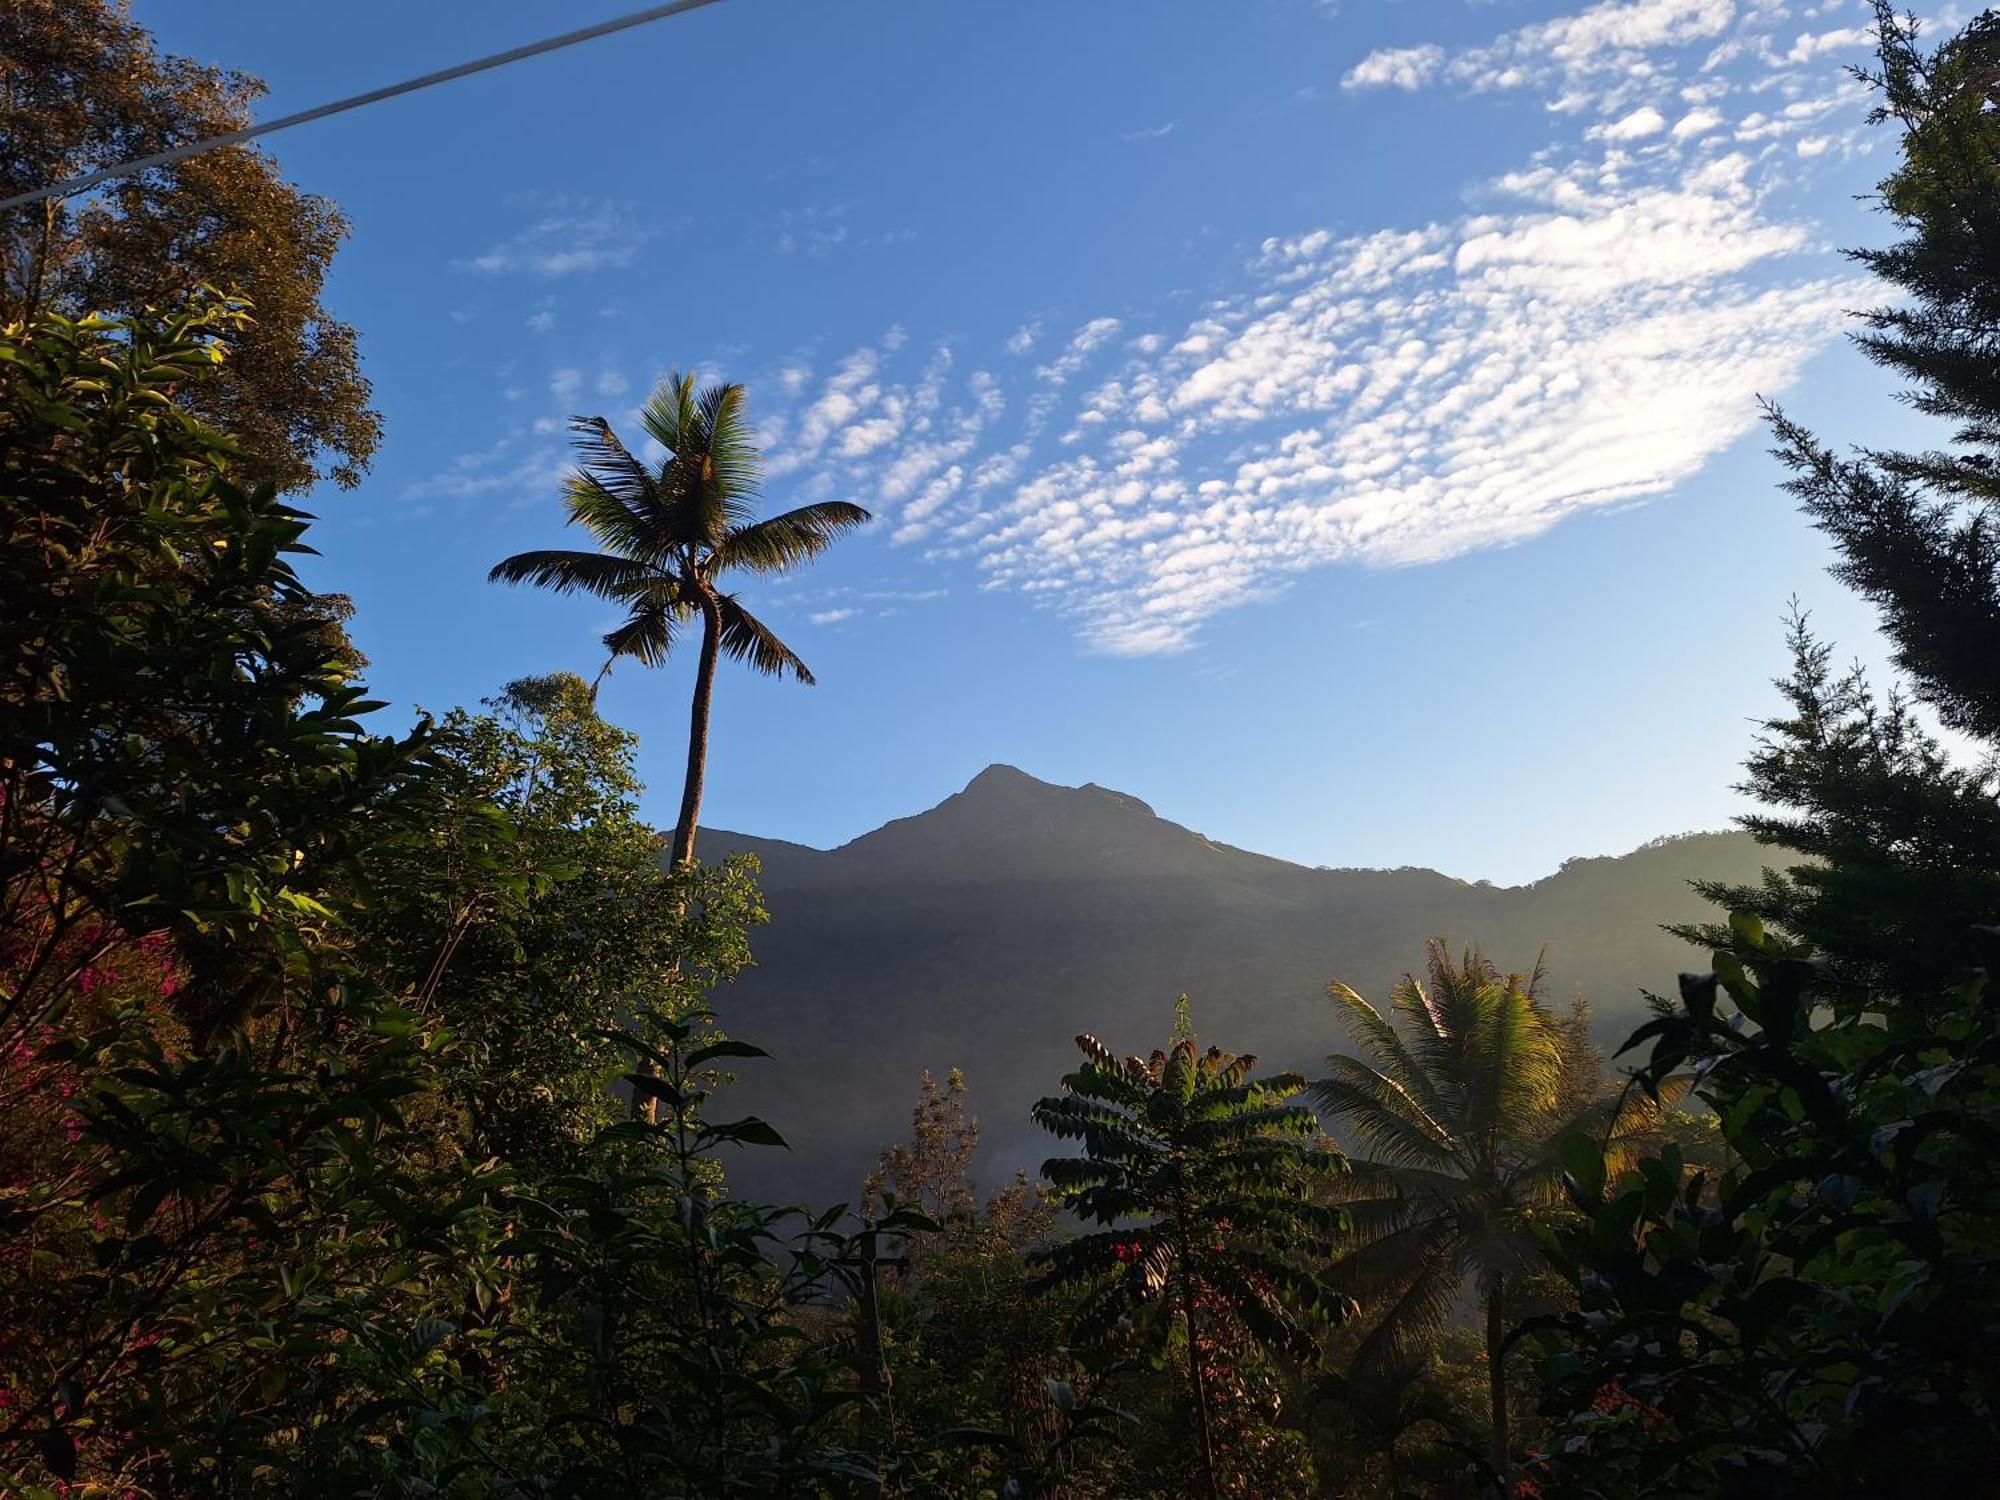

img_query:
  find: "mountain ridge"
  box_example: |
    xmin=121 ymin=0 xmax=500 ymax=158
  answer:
xmin=693 ymin=765 xmax=1769 ymax=1202
xmin=710 ymin=762 xmax=1701 ymax=890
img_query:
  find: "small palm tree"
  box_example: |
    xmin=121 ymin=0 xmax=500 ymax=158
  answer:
xmin=1310 ymin=941 xmax=1659 ymax=1481
xmin=491 ymin=372 xmax=868 ymax=867
xmin=1032 ymin=1007 xmax=1351 ymax=1499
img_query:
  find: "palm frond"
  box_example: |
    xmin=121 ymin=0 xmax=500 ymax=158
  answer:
xmin=1311 ymin=1059 xmax=1458 ymax=1171
xmin=488 ymin=549 xmax=661 ymax=599
xmin=562 ymin=470 xmax=668 ymax=560
xmin=601 ymin=583 xmax=684 ymax=667
xmin=714 ymin=594 xmax=813 ymax=682
xmin=567 ymin=415 xmax=656 ymax=502
xmin=639 ymin=371 xmax=700 ymax=458
xmin=696 ymin=380 xmax=764 ymax=531
xmin=1327 ymin=980 xmax=1458 ymax=1130
xmin=1469 ymin=977 xmax=1562 ymax=1142
xmin=1340 ymin=1222 xmax=1462 ymax=1383
xmin=1328 ymin=1160 xmax=1475 ymax=1215
xmin=715 ymin=502 xmax=872 ymax=576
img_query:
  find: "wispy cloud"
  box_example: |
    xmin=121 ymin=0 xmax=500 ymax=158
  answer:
xmin=1343 ymin=43 xmax=1444 ymax=90
xmin=1120 ymin=120 xmax=1180 ymax=142
xmin=775 ymin=202 xmax=850 ymax=256
xmin=808 ymin=608 xmax=858 ymax=625
xmin=1005 ymin=321 xmax=1042 ymax=356
xmin=420 ymin=0 xmax=1882 ymax=657
xmin=1035 ymin=319 xmax=1123 ymax=386
xmin=739 ymin=0 xmax=1874 ymax=654
xmin=454 ymin=197 xmax=655 ymax=277
xmin=1596 ymin=103 xmax=1667 ymax=139
xmin=772 ymin=202 xmax=918 ymax=256
xmin=1785 ymin=25 xmax=1873 ymax=63
xmin=1450 ymin=0 xmax=1737 ymax=101
xmin=404 ymin=359 xmax=640 ymax=509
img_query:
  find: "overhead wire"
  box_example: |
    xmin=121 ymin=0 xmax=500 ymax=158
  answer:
xmin=0 ymin=0 xmax=728 ymax=212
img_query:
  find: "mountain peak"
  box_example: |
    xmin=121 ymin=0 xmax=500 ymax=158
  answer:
xmin=963 ymin=763 xmax=1047 ymax=794
xmin=957 ymin=764 xmax=1161 ymax=821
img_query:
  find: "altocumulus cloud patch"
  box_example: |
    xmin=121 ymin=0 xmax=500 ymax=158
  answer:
xmin=415 ymin=0 xmax=1882 ymax=655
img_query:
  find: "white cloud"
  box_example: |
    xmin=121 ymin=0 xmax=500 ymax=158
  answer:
xmin=962 ymin=152 xmax=1852 ymax=652
xmin=773 ymin=201 xmax=864 ymax=257
xmin=809 ymin=608 xmax=858 ymax=625
xmin=525 ymin=309 xmax=555 ymax=333
xmin=1342 ymin=43 xmax=1445 ymax=90
xmin=1036 ymin=318 xmax=1124 ymax=386
xmin=1445 ymin=0 xmax=1737 ymax=102
xmin=1600 ymin=104 xmax=1668 ymax=138
xmin=1672 ymin=105 xmax=1727 ymax=137
xmin=754 ymin=46 xmax=1864 ymax=656
xmin=596 ymin=371 xmax=629 ymax=397
xmin=1121 ymin=121 xmax=1180 ymax=142
xmin=1786 ymin=25 xmax=1871 ymax=63
xmin=455 ymin=198 xmax=654 ymax=276
xmin=404 ymin=432 xmax=568 ymax=507
xmin=423 ymin=0 xmax=1873 ymax=653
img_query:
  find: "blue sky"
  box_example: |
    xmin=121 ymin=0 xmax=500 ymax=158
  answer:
xmin=141 ymin=0 xmax=1921 ymax=883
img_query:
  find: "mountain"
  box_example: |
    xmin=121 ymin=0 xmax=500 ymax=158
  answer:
xmin=699 ymin=765 xmax=1770 ymax=1203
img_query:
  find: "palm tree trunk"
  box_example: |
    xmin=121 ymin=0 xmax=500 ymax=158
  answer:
xmin=1486 ymin=1272 xmax=1510 ymax=1482
xmin=670 ymin=594 xmax=723 ymax=868
xmin=1182 ymin=1286 xmax=1221 ymax=1500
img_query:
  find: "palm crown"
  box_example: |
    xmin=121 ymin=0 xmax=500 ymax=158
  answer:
xmin=1311 ymin=941 xmax=1660 ymax=1477
xmin=490 ymin=372 xmax=868 ymax=865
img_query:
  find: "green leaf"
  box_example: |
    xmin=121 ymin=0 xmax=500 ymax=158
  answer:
xmin=1728 ymin=910 xmax=1766 ymax=950
xmin=1559 ymin=1130 xmax=1607 ymax=1204
xmin=704 ymin=1116 xmax=788 ymax=1149
xmin=686 ymin=1039 xmax=772 ymax=1067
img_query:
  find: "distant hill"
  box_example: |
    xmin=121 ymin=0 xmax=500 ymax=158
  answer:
xmin=698 ymin=765 xmax=1771 ymax=1203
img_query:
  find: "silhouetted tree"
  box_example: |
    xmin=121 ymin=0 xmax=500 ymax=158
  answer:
xmin=1690 ymin=4 xmax=2000 ymax=988
xmin=490 ymin=373 xmax=868 ymax=866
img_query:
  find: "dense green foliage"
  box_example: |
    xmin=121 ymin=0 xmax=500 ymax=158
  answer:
xmin=0 ymin=303 xmax=462 ymax=1491
xmin=0 ymin=0 xmax=379 ymax=491
xmin=1525 ymin=8 xmax=2000 ymax=1496
xmin=1528 ymin=920 xmax=2000 ymax=1497
xmin=0 ymin=305 xmax=903 ymax=1495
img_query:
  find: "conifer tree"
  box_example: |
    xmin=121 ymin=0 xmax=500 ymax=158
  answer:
xmin=1691 ymin=4 xmax=2000 ymax=984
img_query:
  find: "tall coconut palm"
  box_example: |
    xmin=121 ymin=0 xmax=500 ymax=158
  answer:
xmin=490 ymin=373 xmax=868 ymax=867
xmin=1310 ymin=941 xmax=1661 ymax=1481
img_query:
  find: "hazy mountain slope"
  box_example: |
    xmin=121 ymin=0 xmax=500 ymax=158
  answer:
xmin=698 ymin=765 xmax=1770 ymax=1203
